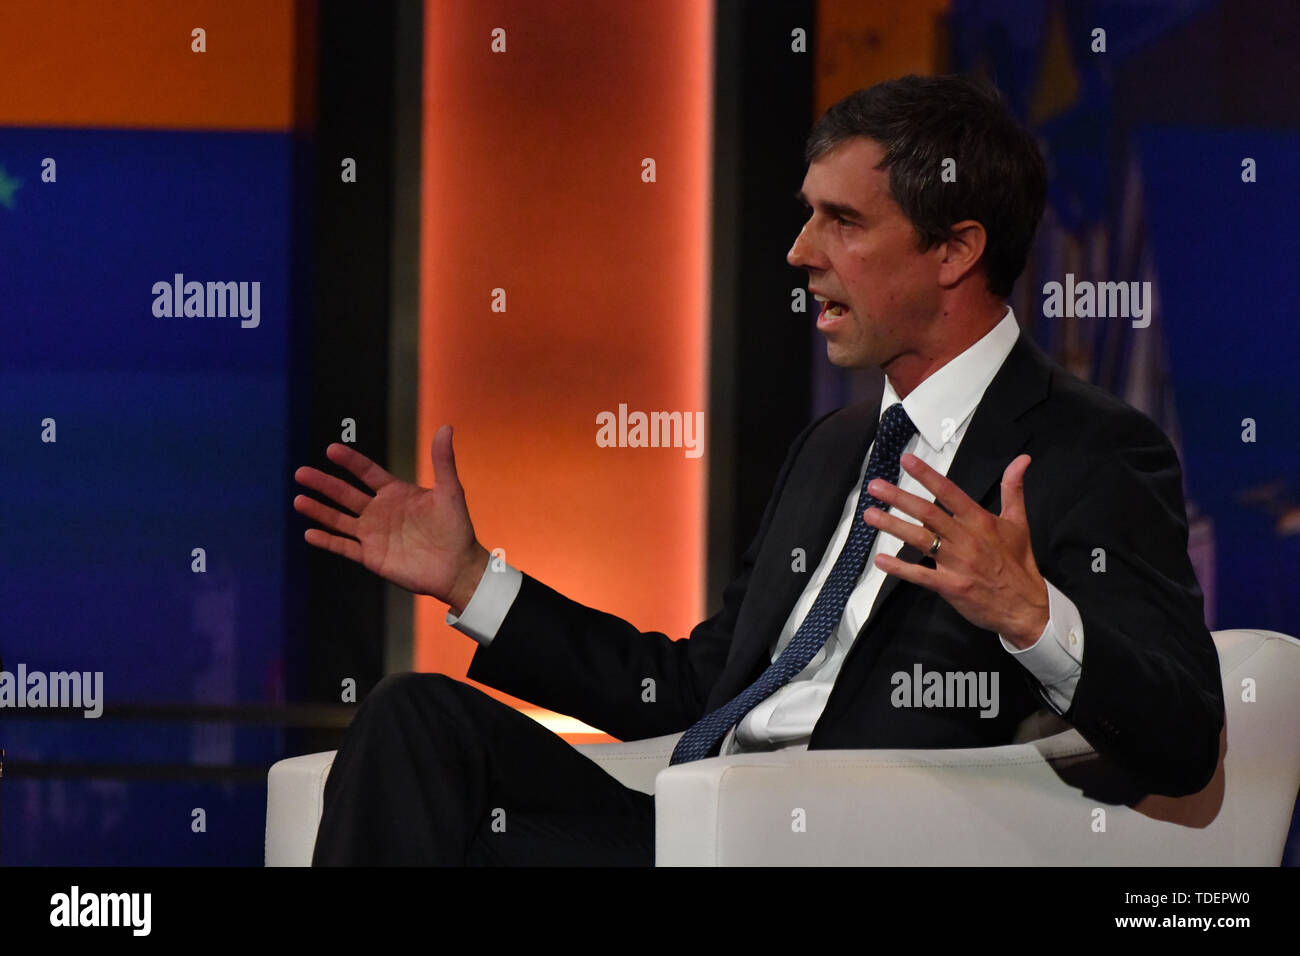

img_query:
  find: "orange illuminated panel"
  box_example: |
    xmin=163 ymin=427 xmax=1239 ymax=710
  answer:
xmin=0 ymin=0 xmax=299 ymax=130
xmin=814 ymin=0 xmax=949 ymax=112
xmin=415 ymin=0 xmax=713 ymax=743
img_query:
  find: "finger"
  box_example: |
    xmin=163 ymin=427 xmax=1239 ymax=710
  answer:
xmin=999 ymin=454 xmax=1031 ymax=525
xmin=865 ymin=477 xmax=958 ymax=539
xmin=325 ymin=443 xmax=396 ymax=492
xmin=293 ymin=493 xmax=361 ymax=539
xmin=873 ymin=551 xmax=945 ymax=591
xmin=431 ymin=424 xmax=463 ymax=492
xmin=303 ymin=527 xmax=363 ymax=564
xmin=293 ymin=465 xmax=372 ymax=516
xmin=899 ymin=453 xmax=979 ymax=520
xmin=864 ymin=507 xmax=946 ymax=559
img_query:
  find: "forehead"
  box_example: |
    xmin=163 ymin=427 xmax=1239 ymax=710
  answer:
xmin=801 ymin=136 xmax=893 ymax=209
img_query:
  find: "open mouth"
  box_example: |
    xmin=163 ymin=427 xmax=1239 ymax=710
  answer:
xmin=814 ymin=294 xmax=850 ymax=320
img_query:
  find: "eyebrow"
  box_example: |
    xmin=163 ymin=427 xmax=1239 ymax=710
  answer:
xmin=794 ymin=189 xmax=864 ymax=221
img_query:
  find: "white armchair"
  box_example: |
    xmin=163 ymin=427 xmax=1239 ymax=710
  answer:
xmin=266 ymin=628 xmax=1300 ymax=865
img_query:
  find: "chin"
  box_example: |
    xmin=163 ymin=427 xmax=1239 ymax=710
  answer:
xmin=825 ymin=344 xmax=868 ymax=369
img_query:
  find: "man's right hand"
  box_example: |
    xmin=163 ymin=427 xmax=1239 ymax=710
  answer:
xmin=292 ymin=424 xmax=490 ymax=614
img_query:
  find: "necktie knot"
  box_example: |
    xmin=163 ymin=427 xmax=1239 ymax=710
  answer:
xmin=877 ymin=401 xmax=917 ymax=452
xmin=865 ymin=402 xmax=917 ymax=505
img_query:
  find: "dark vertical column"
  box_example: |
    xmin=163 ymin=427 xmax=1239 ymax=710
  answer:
xmin=383 ymin=0 xmax=424 ymax=678
xmin=708 ymin=0 xmax=816 ymax=609
xmin=286 ymin=3 xmax=401 ymax=752
xmin=282 ymin=0 xmax=318 ymax=714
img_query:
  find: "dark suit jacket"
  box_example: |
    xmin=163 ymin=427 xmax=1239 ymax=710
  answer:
xmin=467 ymin=331 xmax=1225 ymax=798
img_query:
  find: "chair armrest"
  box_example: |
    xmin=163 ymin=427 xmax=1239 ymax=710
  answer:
xmin=266 ymin=751 xmax=337 ymax=866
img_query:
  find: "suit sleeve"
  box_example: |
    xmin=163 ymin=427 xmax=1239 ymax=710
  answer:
xmin=464 ymin=409 xmax=838 ymax=741
xmin=1042 ymin=410 xmax=1224 ymax=797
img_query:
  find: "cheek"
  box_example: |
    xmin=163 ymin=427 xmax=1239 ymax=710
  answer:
xmin=874 ymin=248 xmax=932 ymax=296
xmin=854 ymin=263 xmax=908 ymax=308
xmin=847 ymin=240 xmax=909 ymax=289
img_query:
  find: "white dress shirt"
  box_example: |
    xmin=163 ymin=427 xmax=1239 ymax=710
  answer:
xmin=447 ymin=307 xmax=1085 ymax=754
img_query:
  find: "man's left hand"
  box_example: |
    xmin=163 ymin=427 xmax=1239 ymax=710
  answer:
xmin=866 ymin=452 xmax=1049 ymax=649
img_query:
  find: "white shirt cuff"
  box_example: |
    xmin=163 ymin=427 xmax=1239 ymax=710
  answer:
xmin=998 ymin=579 xmax=1085 ymax=713
xmin=444 ymin=558 xmax=523 ymax=646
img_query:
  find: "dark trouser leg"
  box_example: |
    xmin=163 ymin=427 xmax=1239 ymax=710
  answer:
xmin=310 ymin=673 xmax=655 ymax=866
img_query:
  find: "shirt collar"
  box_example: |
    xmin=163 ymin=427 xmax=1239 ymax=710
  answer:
xmin=879 ymin=306 xmax=1021 ymax=454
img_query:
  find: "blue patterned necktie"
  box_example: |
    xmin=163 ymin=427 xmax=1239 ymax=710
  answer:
xmin=669 ymin=402 xmax=918 ymax=765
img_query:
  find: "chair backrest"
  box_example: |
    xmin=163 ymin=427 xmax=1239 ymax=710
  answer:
xmin=1141 ymin=628 xmax=1300 ymax=862
xmin=980 ymin=628 xmax=1300 ymax=863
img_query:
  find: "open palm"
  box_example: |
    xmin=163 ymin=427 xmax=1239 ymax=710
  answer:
xmin=292 ymin=425 xmax=486 ymax=606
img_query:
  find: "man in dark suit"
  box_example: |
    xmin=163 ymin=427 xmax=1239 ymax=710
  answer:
xmin=299 ymin=74 xmax=1223 ymax=865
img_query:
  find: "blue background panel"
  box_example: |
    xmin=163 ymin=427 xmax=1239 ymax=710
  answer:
xmin=0 ymin=127 xmax=301 ymax=864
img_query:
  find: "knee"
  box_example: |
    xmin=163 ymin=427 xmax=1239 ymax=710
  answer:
xmin=358 ymin=672 xmax=462 ymax=718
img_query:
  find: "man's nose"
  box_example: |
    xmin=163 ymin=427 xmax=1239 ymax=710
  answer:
xmin=787 ymin=223 xmax=820 ymax=270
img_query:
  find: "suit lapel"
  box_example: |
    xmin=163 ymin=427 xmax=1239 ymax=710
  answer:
xmin=711 ymin=401 xmax=878 ymax=705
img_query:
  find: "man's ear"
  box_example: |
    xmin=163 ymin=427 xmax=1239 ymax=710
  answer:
xmin=936 ymin=220 xmax=987 ymax=288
